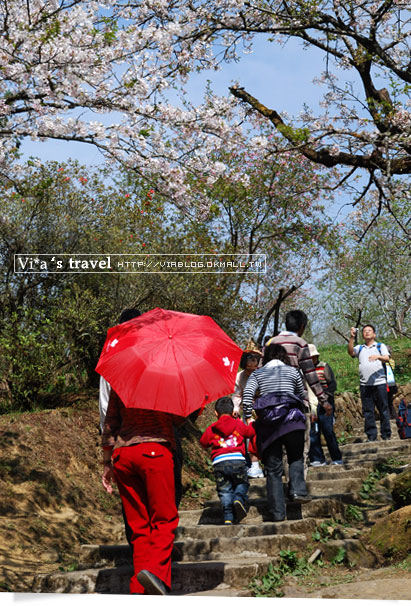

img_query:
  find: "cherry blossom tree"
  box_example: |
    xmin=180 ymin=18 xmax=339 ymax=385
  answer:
xmin=320 ymin=190 xmax=410 ymax=339
xmin=3 ymin=1 xmax=409 ymax=229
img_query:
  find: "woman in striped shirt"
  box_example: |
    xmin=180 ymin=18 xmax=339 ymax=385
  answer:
xmin=242 ymin=343 xmax=311 ymax=522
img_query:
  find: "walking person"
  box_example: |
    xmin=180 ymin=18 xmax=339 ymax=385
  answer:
xmin=232 ymin=351 xmax=264 ymax=478
xmin=242 ymin=343 xmax=311 ymax=522
xmin=308 ymin=344 xmax=344 ymax=466
xmin=266 ymin=310 xmax=332 ymax=472
xmin=200 ymin=397 xmax=256 ymax=524
xmin=102 ymin=389 xmax=181 ymax=595
xmin=348 ymin=325 xmax=392 ymax=442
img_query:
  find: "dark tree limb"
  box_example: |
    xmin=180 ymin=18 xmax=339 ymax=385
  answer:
xmin=332 ymin=326 xmax=349 ymax=343
xmin=229 ymin=85 xmax=411 ymax=175
xmin=256 ymin=285 xmax=301 ymax=346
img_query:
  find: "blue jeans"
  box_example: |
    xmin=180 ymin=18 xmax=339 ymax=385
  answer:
xmin=262 ymin=430 xmax=307 ymax=521
xmin=360 ymin=384 xmax=391 ymax=440
xmin=213 ymin=460 xmax=249 ymax=522
xmin=309 ymin=404 xmax=342 ymax=463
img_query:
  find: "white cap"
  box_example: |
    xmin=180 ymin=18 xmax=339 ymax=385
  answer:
xmin=308 ymin=344 xmax=320 ymax=357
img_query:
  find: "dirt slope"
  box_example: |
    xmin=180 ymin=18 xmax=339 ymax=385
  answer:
xmin=0 ymin=398 xmax=215 ymax=592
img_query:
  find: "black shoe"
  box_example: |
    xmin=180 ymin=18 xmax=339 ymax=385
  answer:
xmin=290 ymin=494 xmax=312 ymax=504
xmin=137 ymin=570 xmax=169 ymax=595
xmin=233 ymin=499 xmax=247 ymax=523
xmin=381 ymin=436 xmax=391 ymax=441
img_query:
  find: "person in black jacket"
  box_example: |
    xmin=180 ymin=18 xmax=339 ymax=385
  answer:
xmin=308 ymin=344 xmax=344 ymax=466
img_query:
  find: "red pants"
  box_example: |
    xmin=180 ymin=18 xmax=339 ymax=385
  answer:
xmin=112 ymin=442 xmax=179 ymax=594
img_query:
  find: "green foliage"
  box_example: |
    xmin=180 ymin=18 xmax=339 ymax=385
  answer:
xmin=320 ymin=198 xmax=411 ymax=341
xmin=0 ymin=148 xmax=338 ymax=411
xmin=359 ymin=469 xmax=385 ymax=501
xmin=391 ymin=468 xmax=411 ymax=509
xmin=393 ymin=555 xmax=411 ymax=571
xmin=0 ymin=160 xmax=251 ymax=410
xmin=249 ymin=550 xmax=313 ymax=597
xmin=331 ymin=547 xmax=347 ymax=566
xmin=344 ymin=504 xmax=363 ymax=523
xmin=337 ymin=430 xmax=353 ymax=445
xmin=311 ymin=522 xmax=333 ymax=543
xmin=315 ymin=339 xmax=411 ymax=393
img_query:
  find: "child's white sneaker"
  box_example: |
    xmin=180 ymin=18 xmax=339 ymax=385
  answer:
xmin=247 ymin=462 xmax=264 ymax=478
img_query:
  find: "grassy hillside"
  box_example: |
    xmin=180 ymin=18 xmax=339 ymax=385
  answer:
xmin=314 ymin=338 xmax=411 ymax=394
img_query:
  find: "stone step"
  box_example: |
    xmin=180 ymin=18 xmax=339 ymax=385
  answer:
xmin=306 ymin=467 xmax=369 ymax=480
xmin=79 ymin=518 xmax=320 ymax=569
xmin=34 ymin=534 xmax=380 ymax=595
xmin=173 ymin=532 xmax=309 ymax=561
xmin=340 ymin=440 xmax=411 ymax=456
xmin=205 ymin=476 xmax=362 ymax=501
xmin=33 ymin=558 xmax=272 ymax=595
xmin=179 ymin=495 xmax=349 ymax=525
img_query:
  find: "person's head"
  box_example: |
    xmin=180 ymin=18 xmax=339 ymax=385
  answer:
xmin=263 ymin=335 xmax=272 ymax=346
xmin=262 ymin=343 xmax=290 ymax=366
xmin=118 ymin=308 xmax=141 ymax=324
xmin=308 ymin=344 xmax=320 ymax=366
xmin=215 ymin=396 xmax=234 ymax=418
xmin=285 ymin=310 xmax=308 ymax=336
xmin=362 ymin=324 xmax=376 ymax=343
xmin=240 ymin=351 xmax=261 ymax=375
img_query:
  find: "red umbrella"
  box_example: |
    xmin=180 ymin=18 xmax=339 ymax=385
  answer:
xmin=95 ymin=307 xmax=243 ymax=417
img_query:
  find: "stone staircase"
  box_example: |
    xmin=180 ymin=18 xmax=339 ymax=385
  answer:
xmin=32 ymin=430 xmax=411 ymax=596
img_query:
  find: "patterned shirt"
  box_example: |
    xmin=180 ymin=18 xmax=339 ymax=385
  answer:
xmin=267 ymin=332 xmax=327 ymax=405
xmin=102 ymin=389 xmax=179 ymax=452
xmin=242 ymin=360 xmax=306 ymax=418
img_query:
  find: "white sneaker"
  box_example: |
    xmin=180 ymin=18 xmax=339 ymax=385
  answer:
xmin=248 ymin=464 xmax=264 ymax=478
xmin=310 ymin=461 xmax=327 ymax=467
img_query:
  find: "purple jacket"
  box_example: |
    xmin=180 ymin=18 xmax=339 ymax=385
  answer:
xmin=253 ymin=391 xmax=306 ymax=454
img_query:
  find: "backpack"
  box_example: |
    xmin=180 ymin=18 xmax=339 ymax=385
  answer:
xmin=396 ymin=399 xmax=411 ymax=440
xmin=358 ymin=343 xmax=395 ymax=386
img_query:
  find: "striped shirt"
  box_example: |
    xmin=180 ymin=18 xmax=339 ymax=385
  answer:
xmin=102 ymin=389 xmax=178 ymax=453
xmin=267 ymin=332 xmax=327 ymax=405
xmin=242 ymin=360 xmax=305 ymax=418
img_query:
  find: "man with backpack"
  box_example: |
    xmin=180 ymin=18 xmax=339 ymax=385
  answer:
xmin=348 ymin=325 xmax=392 ymax=442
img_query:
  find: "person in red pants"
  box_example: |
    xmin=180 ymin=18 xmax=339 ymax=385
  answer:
xmin=101 ymin=389 xmax=181 ymax=595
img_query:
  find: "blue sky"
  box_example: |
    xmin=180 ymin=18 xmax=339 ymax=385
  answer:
xmin=21 ymin=34 xmax=352 ymax=221
xmin=21 ymin=36 xmax=330 ymax=163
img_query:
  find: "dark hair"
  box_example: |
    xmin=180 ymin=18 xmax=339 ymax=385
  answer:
xmin=285 ymin=310 xmax=308 ymax=333
xmin=362 ymin=324 xmax=376 ymax=335
xmin=263 ymin=343 xmax=290 ymax=366
xmin=239 ymin=351 xmax=261 ymax=369
xmin=263 ymin=335 xmax=272 ymax=345
xmin=215 ymin=397 xmax=234 ymax=416
xmin=119 ymin=308 xmax=141 ymax=324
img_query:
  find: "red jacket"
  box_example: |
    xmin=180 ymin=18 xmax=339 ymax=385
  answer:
xmin=200 ymin=415 xmax=255 ymax=461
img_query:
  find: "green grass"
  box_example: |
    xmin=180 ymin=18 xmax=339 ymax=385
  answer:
xmin=317 ymin=337 xmax=410 ymax=394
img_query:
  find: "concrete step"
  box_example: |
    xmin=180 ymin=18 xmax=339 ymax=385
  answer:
xmin=340 ymin=440 xmax=411 ymax=457
xmin=34 ymin=534 xmax=379 ymax=595
xmin=306 ymin=467 xmax=369 ymax=480
xmin=79 ymin=518 xmax=320 ymax=569
xmin=179 ymin=495 xmax=349 ymax=525
xmin=206 ymin=476 xmax=362 ymax=501
xmin=33 ymin=558 xmax=272 ymax=595
xmin=79 ymin=528 xmax=313 ymax=567
xmin=173 ymin=532 xmax=309 ymax=561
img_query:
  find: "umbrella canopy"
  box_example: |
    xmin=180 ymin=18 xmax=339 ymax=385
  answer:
xmin=95 ymin=307 xmax=243 ymax=417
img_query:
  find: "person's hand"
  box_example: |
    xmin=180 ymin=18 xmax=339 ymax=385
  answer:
xmin=349 ymin=327 xmax=357 ymax=338
xmin=368 ymin=355 xmax=379 ymax=362
xmin=102 ymin=464 xmax=115 ymax=494
xmin=323 ymin=403 xmax=333 ymax=416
